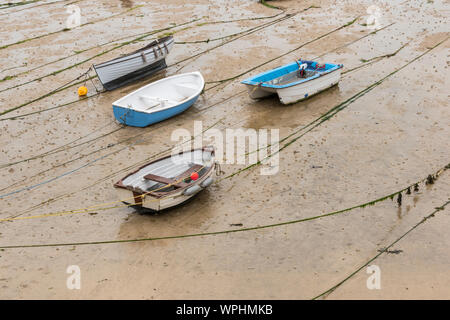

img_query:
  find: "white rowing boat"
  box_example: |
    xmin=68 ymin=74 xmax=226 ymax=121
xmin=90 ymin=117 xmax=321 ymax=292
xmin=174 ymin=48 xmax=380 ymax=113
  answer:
xmin=93 ymin=35 xmax=174 ymax=90
xmin=114 ymin=147 xmax=216 ymax=212
xmin=112 ymin=71 xmax=204 ymax=127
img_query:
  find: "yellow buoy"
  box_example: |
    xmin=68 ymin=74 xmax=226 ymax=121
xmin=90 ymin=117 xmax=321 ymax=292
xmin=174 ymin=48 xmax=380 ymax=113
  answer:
xmin=78 ymin=86 xmax=88 ymax=96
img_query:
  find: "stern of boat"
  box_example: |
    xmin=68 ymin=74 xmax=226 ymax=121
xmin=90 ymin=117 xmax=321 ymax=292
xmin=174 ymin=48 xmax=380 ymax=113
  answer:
xmin=245 ymin=84 xmax=275 ymax=99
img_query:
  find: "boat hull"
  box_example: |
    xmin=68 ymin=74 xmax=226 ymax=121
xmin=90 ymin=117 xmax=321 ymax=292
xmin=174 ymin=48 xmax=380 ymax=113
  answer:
xmin=93 ymin=36 xmax=174 ymax=91
xmin=242 ymin=60 xmax=343 ymax=104
xmin=115 ymin=168 xmax=214 ymax=211
xmin=246 ymin=85 xmax=275 ymax=99
xmin=113 ymin=147 xmax=216 ymax=212
xmin=277 ymin=68 xmax=341 ymax=104
xmin=113 ymin=94 xmax=199 ymax=127
xmin=100 ymin=59 xmax=167 ymax=91
xmin=112 ymin=71 xmax=204 ymax=127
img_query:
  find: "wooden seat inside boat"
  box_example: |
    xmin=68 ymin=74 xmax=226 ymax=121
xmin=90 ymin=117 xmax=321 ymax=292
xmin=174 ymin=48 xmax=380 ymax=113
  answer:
xmin=143 ymin=164 xmax=204 ymax=191
xmin=138 ymin=95 xmax=178 ymax=110
xmin=143 ymin=173 xmax=187 ymax=188
xmin=175 ymin=83 xmax=198 ymax=90
xmin=174 ymin=83 xmax=198 ymax=97
xmin=139 ymin=95 xmax=177 ymax=104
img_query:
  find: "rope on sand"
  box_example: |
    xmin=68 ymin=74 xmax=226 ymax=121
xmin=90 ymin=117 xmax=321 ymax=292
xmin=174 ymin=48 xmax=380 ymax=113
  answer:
xmin=312 ymin=198 xmax=450 ymax=300
xmin=0 ymin=165 xmax=447 ymax=248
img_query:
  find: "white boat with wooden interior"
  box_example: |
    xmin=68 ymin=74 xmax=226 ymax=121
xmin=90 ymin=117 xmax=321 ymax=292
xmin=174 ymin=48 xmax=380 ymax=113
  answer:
xmin=114 ymin=147 xmax=216 ymax=212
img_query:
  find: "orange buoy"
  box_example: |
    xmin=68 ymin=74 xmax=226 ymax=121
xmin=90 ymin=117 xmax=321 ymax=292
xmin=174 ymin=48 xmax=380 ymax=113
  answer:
xmin=78 ymin=86 xmax=88 ymax=96
xmin=190 ymin=172 xmax=199 ymax=181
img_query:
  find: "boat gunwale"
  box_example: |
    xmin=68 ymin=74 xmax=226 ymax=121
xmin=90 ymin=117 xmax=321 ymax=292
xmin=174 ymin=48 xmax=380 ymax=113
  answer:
xmin=111 ymin=71 xmax=204 ymax=114
xmin=113 ymin=146 xmax=215 ymax=199
xmin=241 ymin=61 xmax=343 ymax=89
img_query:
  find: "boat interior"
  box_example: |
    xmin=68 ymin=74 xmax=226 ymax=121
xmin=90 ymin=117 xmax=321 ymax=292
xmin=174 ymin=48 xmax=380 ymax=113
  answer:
xmin=96 ymin=36 xmax=173 ymax=68
xmin=242 ymin=61 xmax=339 ymax=87
xmin=131 ymin=35 xmax=173 ymax=54
xmin=114 ymin=73 xmax=203 ymax=113
xmin=122 ymin=149 xmax=214 ymax=193
xmin=265 ymin=69 xmax=318 ymax=86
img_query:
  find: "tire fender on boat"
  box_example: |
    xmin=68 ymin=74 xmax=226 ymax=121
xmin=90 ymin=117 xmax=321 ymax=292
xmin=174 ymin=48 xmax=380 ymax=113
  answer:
xmin=183 ymin=184 xmax=202 ymax=196
xmin=183 ymin=177 xmax=214 ymax=196
xmin=200 ymin=177 xmax=214 ymax=188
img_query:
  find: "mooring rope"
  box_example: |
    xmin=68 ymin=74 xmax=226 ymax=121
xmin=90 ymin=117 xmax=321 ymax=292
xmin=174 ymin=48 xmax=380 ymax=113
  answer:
xmin=0 ymin=5 xmax=143 ymax=50
xmin=0 ymin=20 xmax=440 ymax=220
xmin=312 ymin=198 xmax=450 ymax=300
xmin=0 ymin=164 xmax=207 ymax=222
xmin=0 ymin=165 xmax=447 ymax=249
xmin=0 ymin=5 xmax=290 ymax=92
xmin=0 ymin=18 xmax=201 ymax=90
xmin=0 ymin=68 xmax=95 ymax=117
xmin=1 ymin=34 xmax=442 ymax=203
xmin=0 ymin=118 xmax=225 ymax=220
xmin=224 ymin=36 xmax=448 ymax=179
xmin=0 ymin=0 xmax=40 ymax=10
xmin=0 ymin=11 xmax=295 ymax=117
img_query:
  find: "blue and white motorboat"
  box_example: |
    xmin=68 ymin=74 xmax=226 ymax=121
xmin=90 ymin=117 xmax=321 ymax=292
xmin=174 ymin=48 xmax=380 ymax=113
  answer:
xmin=112 ymin=71 xmax=204 ymax=127
xmin=241 ymin=60 xmax=343 ymax=104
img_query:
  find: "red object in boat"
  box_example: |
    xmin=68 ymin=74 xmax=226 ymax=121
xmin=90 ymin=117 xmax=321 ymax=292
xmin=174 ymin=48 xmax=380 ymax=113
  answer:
xmin=190 ymin=172 xmax=199 ymax=180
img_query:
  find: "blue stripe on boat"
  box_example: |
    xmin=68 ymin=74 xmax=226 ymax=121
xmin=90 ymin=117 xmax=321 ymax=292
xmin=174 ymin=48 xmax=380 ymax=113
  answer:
xmin=241 ymin=60 xmax=343 ymax=89
xmin=113 ymin=95 xmax=199 ymax=127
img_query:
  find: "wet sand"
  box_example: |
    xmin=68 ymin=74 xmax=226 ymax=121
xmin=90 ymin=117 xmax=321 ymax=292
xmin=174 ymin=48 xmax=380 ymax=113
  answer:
xmin=0 ymin=0 xmax=449 ymax=299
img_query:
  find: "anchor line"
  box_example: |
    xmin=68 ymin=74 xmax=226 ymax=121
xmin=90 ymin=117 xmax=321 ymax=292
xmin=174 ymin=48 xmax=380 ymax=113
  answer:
xmin=312 ymin=199 xmax=450 ymax=300
xmin=0 ymin=165 xmax=447 ymax=248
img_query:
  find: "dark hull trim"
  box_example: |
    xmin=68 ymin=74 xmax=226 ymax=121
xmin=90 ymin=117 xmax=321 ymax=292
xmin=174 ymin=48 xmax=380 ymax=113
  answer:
xmin=99 ymin=58 xmax=167 ymax=91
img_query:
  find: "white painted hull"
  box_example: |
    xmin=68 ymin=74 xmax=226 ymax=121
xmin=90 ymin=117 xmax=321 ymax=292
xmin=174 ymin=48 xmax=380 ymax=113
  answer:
xmin=245 ymin=69 xmax=341 ymax=104
xmin=94 ymin=37 xmax=174 ymax=86
xmin=277 ymin=69 xmax=341 ymax=104
xmin=114 ymin=148 xmax=215 ymax=212
xmin=115 ymin=168 xmax=214 ymax=211
xmin=246 ymin=86 xmax=275 ymax=99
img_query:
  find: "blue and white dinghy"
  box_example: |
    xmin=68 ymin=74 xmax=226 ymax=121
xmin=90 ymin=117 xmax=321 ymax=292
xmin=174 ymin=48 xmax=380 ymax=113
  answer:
xmin=112 ymin=71 xmax=204 ymax=127
xmin=241 ymin=60 xmax=343 ymax=104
